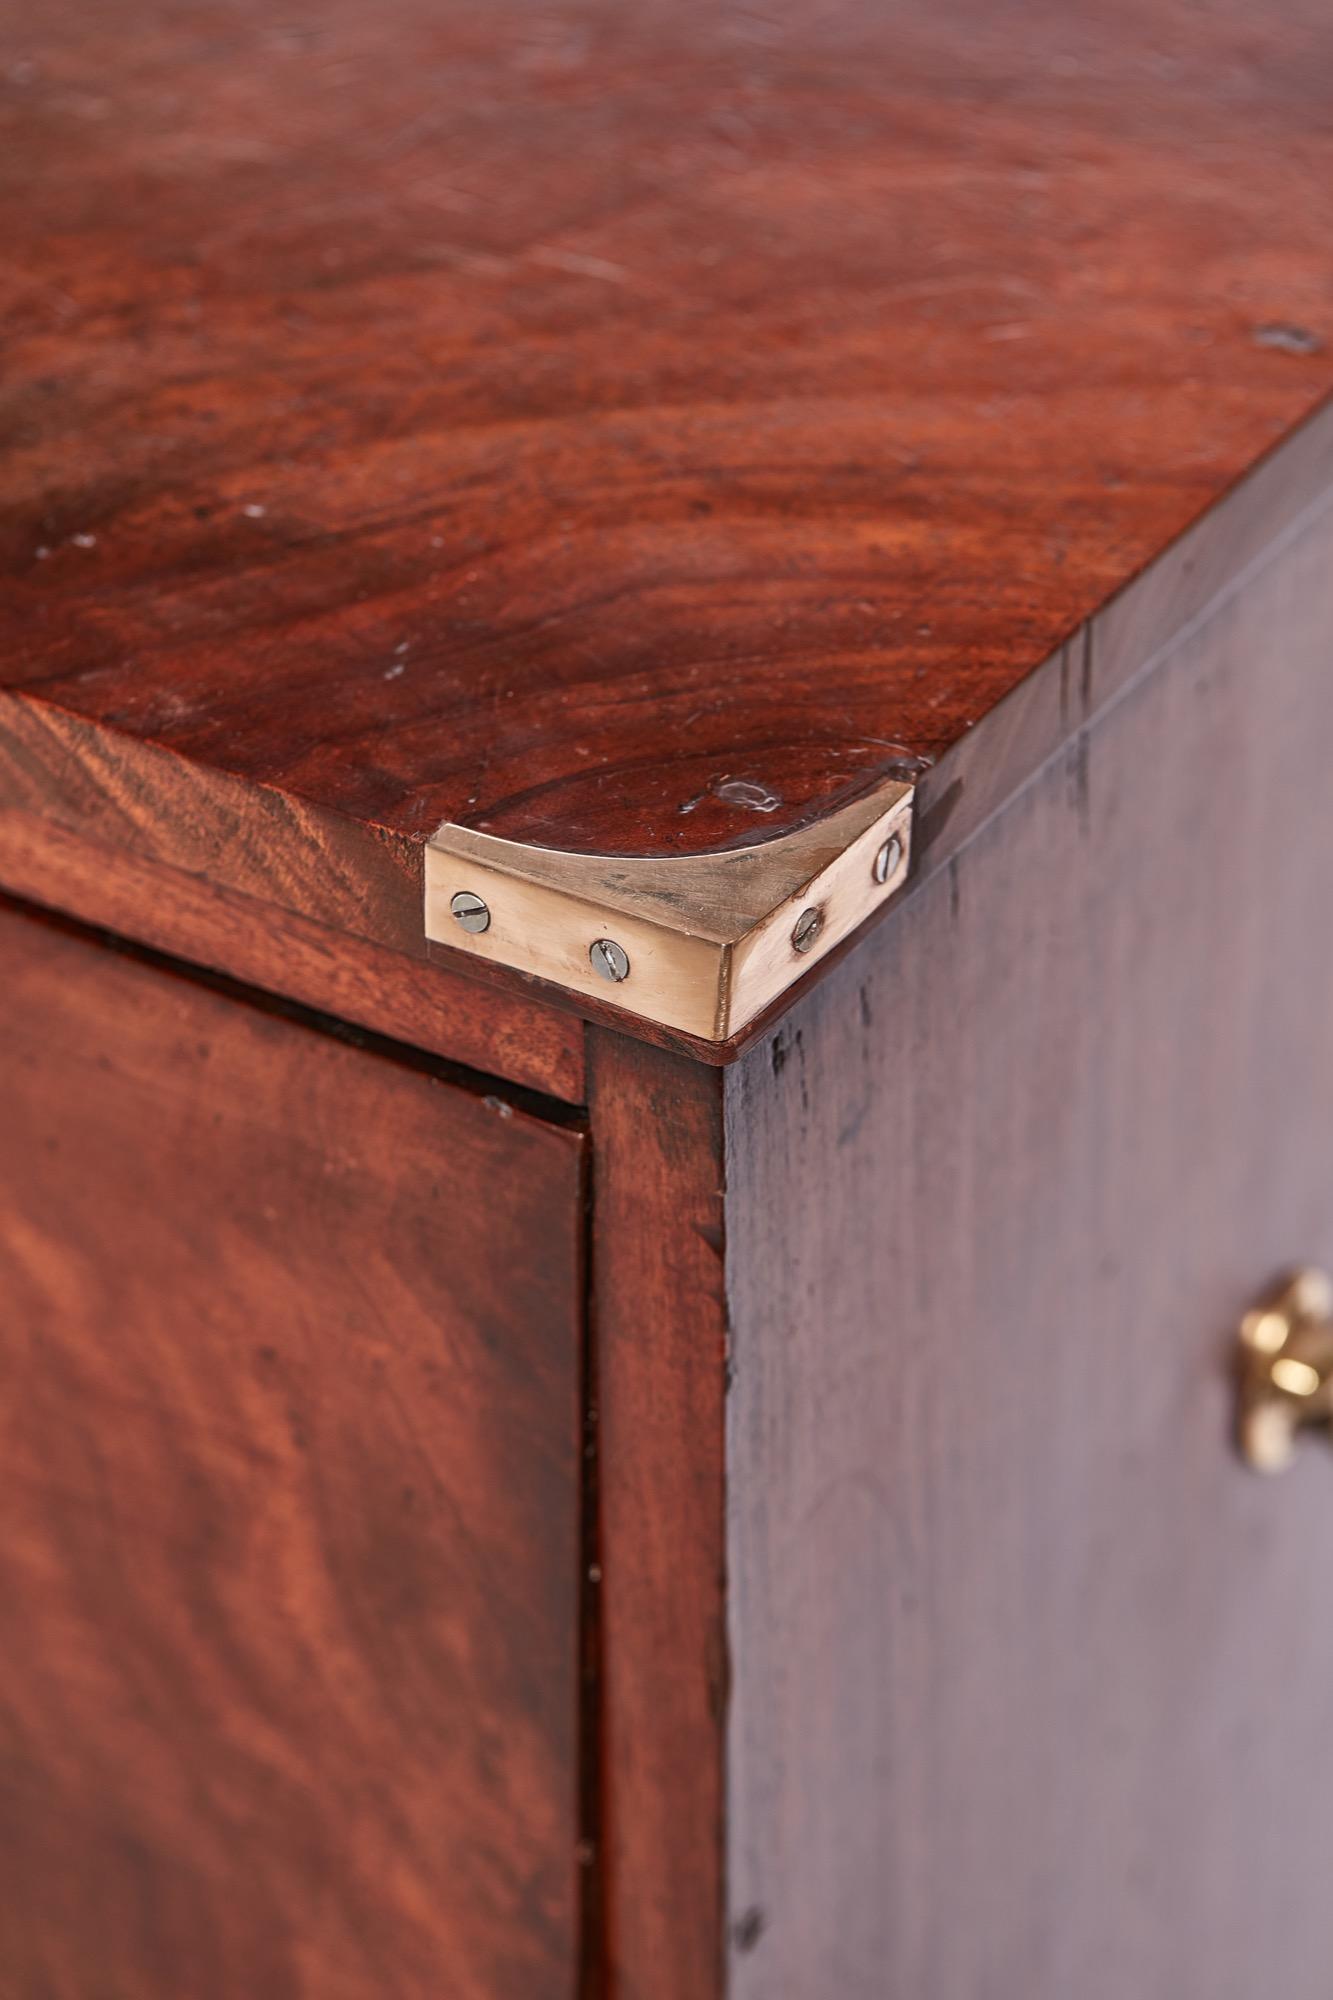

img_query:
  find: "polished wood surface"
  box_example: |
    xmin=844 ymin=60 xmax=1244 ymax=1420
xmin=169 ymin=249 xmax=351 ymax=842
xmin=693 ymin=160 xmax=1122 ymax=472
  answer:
xmin=4 ymin=9 xmax=1333 ymax=1980
xmin=0 ymin=697 xmax=588 ymax=1099
xmin=723 ymin=493 xmax=1333 ymax=1997
xmin=0 ymin=799 xmax=587 ymax=1102
xmin=588 ymin=1032 xmax=727 ymax=2000
xmin=1 ymin=0 xmax=1330 ymax=904
xmin=0 ymin=903 xmax=587 ymax=1999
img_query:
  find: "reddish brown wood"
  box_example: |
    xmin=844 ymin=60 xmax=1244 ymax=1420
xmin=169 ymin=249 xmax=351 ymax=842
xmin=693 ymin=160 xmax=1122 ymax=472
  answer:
xmin=721 ymin=492 xmax=1333 ymax=1996
xmin=0 ymin=900 xmax=587 ymax=1999
xmin=588 ymin=1031 xmax=727 ymax=2000
xmin=1 ymin=0 xmax=1330 ymax=912
xmin=0 ymin=697 xmax=587 ymax=1099
xmin=3 ymin=14 xmax=1333 ymax=1990
xmin=0 ymin=802 xmax=586 ymax=1102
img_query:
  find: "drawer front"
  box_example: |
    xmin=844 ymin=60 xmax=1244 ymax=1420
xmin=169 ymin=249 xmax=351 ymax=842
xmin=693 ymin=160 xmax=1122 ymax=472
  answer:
xmin=0 ymin=904 xmax=585 ymax=2000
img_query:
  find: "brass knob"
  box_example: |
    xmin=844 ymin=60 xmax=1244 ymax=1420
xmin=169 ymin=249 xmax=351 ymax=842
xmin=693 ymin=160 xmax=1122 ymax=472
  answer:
xmin=1237 ymin=1269 xmax=1333 ymax=1472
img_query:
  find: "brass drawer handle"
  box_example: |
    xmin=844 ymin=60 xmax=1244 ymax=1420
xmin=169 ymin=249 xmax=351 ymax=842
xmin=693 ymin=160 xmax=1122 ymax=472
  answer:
xmin=1238 ymin=1269 xmax=1333 ymax=1472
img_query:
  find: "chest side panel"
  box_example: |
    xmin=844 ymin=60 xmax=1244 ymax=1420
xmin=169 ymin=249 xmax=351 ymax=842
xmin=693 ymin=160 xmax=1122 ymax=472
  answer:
xmin=725 ymin=496 xmax=1333 ymax=1998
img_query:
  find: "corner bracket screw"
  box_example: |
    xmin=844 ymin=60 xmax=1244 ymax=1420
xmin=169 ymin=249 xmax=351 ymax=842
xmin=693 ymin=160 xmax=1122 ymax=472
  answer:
xmin=450 ymin=889 xmax=491 ymax=934
xmin=791 ymin=906 xmax=824 ymax=953
xmin=873 ymin=832 xmax=904 ymax=885
xmin=590 ymin=937 xmax=631 ymax=983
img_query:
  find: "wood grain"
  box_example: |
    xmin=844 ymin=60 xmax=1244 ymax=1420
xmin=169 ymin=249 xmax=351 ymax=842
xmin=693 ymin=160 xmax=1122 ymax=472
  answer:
xmin=1 ymin=0 xmax=1330 ymax=900
xmin=0 ymin=808 xmax=586 ymax=1102
xmin=0 ymin=697 xmax=587 ymax=1099
xmin=0 ymin=901 xmax=587 ymax=1999
xmin=588 ymin=1031 xmax=727 ymax=1999
xmin=723 ymin=489 xmax=1333 ymax=1996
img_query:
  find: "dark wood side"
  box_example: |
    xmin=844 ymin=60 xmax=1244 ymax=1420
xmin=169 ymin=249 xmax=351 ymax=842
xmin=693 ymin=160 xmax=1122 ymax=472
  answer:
xmin=2 ymin=0 xmax=1331 ymax=893
xmin=0 ymin=901 xmax=586 ymax=2000
xmin=588 ymin=1031 xmax=728 ymax=2000
xmin=723 ymin=490 xmax=1333 ymax=1997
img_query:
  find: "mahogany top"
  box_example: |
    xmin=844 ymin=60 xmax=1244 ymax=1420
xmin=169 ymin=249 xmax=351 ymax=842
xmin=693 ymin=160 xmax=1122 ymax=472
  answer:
xmin=2 ymin=0 xmax=1331 ymax=865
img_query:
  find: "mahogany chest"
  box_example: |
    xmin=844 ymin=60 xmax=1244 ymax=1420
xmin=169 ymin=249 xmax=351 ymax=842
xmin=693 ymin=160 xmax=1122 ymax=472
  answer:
xmin=2 ymin=3 xmax=1333 ymax=1995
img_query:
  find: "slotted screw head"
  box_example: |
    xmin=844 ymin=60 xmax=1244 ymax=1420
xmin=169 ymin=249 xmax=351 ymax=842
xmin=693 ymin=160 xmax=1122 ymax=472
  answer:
xmin=873 ymin=832 xmax=904 ymax=885
xmin=791 ymin=906 xmax=823 ymax=953
xmin=590 ymin=937 xmax=630 ymax=983
xmin=450 ymin=889 xmax=491 ymax=934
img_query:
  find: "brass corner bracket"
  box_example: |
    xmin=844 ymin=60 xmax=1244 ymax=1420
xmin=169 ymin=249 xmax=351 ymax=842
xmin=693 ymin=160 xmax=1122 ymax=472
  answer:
xmin=424 ymin=779 xmax=915 ymax=1042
